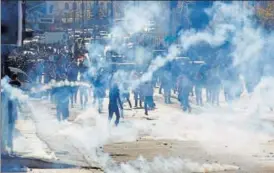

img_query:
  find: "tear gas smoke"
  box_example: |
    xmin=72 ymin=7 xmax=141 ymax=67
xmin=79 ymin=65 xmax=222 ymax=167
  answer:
xmin=84 ymin=0 xmax=274 ymax=166
xmin=173 ymin=1 xmax=274 ymax=157
xmin=3 ymin=1 xmax=274 ymax=172
xmin=30 ymin=80 xmax=91 ymax=93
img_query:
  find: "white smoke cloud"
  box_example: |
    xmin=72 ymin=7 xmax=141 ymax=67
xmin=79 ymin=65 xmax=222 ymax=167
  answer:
xmin=4 ymin=1 xmax=274 ymax=172
xmin=110 ymin=2 xmax=162 ymax=39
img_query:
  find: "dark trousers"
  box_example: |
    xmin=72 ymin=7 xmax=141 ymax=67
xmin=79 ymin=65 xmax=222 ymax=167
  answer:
xmin=179 ymin=91 xmax=191 ymax=112
xmin=122 ymin=93 xmax=132 ymax=108
xmin=164 ymin=88 xmax=171 ymax=104
xmin=7 ymin=122 xmax=15 ymax=152
xmin=108 ymin=105 xmax=120 ymax=126
xmin=206 ymin=87 xmax=212 ymax=103
xmin=159 ymin=83 xmax=163 ymax=94
xmin=133 ymin=92 xmax=142 ymax=107
xmin=144 ymin=97 xmax=149 ymax=115
xmin=70 ymin=87 xmax=78 ymax=107
xmin=57 ymin=101 xmax=69 ymax=121
xmin=98 ymin=98 xmax=103 ymax=113
xmin=7 ymin=101 xmax=17 ymax=152
xmin=80 ymin=90 xmax=88 ymax=109
xmin=195 ymin=86 xmax=203 ymax=106
xmin=144 ymin=96 xmax=154 ymax=115
xmin=211 ymin=88 xmax=220 ymax=106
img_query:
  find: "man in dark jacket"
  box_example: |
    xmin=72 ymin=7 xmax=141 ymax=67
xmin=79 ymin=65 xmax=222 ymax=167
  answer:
xmin=108 ymin=83 xmax=123 ymax=126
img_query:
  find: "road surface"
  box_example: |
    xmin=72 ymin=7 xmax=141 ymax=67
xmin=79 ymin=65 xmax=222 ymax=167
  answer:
xmin=3 ymin=89 xmax=274 ymax=173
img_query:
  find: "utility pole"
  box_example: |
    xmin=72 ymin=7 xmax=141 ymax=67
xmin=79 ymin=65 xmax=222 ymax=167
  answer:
xmin=82 ymin=0 xmax=84 ymax=34
xmin=93 ymin=0 xmax=99 ymax=43
xmin=110 ymin=0 xmax=114 ymax=27
xmin=169 ymin=1 xmax=173 ymax=44
xmin=73 ymin=0 xmax=76 ymax=59
xmin=169 ymin=0 xmax=178 ymax=45
xmin=86 ymin=0 xmax=88 ymax=31
xmin=22 ymin=0 xmax=26 ymax=46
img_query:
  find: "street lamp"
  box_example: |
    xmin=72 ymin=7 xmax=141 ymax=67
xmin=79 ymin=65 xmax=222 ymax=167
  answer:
xmin=73 ymin=1 xmax=77 ymax=59
xmin=81 ymin=0 xmax=85 ymax=33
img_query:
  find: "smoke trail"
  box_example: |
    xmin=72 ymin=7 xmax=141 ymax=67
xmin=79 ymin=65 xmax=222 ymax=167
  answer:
xmin=100 ymin=1 xmax=274 ymax=164
xmin=1 ymin=76 xmax=29 ymax=102
xmin=1 ymin=72 xmax=242 ymax=172
xmin=85 ymin=2 xmax=167 ymax=89
xmin=137 ymin=44 xmax=180 ymax=84
xmin=178 ymin=2 xmax=269 ymax=87
xmin=55 ymin=109 xmax=240 ymax=172
xmin=56 ymin=0 xmax=274 ymax=157
xmin=109 ymin=1 xmax=163 ymax=41
xmin=30 ymin=80 xmax=91 ymax=93
xmin=171 ymin=1 xmax=274 ymax=159
xmin=2 ymin=74 xmax=241 ymax=172
xmin=5 ymin=1 xmax=274 ymax=172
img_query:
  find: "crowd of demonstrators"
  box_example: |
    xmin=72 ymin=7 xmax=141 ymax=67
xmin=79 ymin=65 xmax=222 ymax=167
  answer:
xmin=144 ymin=60 xmax=246 ymax=113
xmin=1 ymin=39 xmax=251 ymax=152
xmin=0 ymin=55 xmax=251 ymax=155
xmin=4 ymin=39 xmax=91 ymax=116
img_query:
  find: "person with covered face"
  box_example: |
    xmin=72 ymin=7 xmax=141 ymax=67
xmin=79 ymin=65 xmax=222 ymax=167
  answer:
xmin=108 ymin=83 xmax=123 ymax=126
